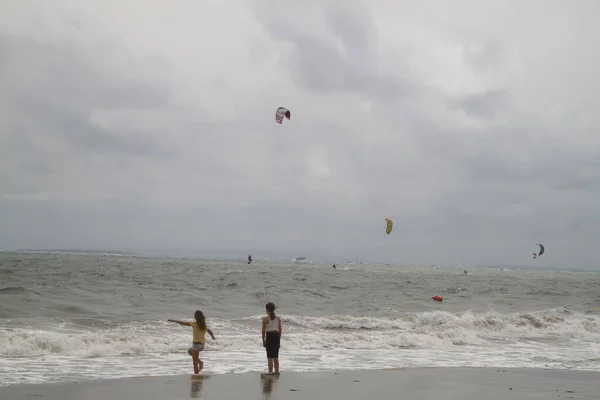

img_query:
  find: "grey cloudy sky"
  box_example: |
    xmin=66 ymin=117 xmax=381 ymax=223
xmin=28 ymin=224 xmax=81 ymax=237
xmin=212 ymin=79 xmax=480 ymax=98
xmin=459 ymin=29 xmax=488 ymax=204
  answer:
xmin=1 ymin=0 xmax=599 ymax=267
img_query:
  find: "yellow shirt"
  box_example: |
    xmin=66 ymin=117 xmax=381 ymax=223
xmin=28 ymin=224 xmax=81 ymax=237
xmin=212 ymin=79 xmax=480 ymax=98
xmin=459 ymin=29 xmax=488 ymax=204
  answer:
xmin=190 ymin=321 xmax=206 ymax=344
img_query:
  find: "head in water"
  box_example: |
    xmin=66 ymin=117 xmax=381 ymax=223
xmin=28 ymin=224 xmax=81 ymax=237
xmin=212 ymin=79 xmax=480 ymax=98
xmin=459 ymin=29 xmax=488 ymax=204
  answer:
xmin=265 ymin=302 xmax=276 ymax=320
xmin=194 ymin=310 xmax=207 ymax=330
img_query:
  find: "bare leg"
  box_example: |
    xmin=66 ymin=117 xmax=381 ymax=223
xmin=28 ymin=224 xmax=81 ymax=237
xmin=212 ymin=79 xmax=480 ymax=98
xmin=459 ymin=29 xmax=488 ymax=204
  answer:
xmin=274 ymin=358 xmax=279 ymax=373
xmin=198 ymin=359 xmax=204 ymax=372
xmin=193 ymin=355 xmax=200 ymax=374
xmin=268 ymin=358 xmax=273 ymax=373
xmin=188 ymin=349 xmax=200 ymax=374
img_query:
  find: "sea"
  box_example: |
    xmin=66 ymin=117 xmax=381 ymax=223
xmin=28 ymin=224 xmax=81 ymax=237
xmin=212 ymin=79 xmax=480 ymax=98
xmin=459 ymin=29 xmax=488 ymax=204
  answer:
xmin=1 ymin=251 xmax=599 ymax=387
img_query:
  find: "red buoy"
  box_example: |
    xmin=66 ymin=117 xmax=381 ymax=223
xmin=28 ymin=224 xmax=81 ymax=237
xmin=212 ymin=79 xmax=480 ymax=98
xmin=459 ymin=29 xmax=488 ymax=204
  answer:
xmin=431 ymin=295 xmax=444 ymax=302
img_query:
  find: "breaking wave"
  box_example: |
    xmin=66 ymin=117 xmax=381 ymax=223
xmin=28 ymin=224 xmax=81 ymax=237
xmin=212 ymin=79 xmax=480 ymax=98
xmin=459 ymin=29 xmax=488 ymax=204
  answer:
xmin=2 ymin=309 xmax=598 ymax=358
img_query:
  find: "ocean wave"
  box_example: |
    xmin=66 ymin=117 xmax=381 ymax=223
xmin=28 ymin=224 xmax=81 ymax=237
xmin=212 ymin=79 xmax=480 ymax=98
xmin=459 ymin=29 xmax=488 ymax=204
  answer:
xmin=0 ymin=287 xmax=30 ymax=295
xmin=3 ymin=309 xmax=598 ymax=358
xmin=1 ymin=310 xmax=600 ymax=388
xmin=280 ymin=308 xmax=598 ymax=333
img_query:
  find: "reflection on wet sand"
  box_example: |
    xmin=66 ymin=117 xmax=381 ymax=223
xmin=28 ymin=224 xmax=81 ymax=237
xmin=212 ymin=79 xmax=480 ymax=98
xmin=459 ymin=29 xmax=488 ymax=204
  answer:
xmin=190 ymin=374 xmax=211 ymax=398
xmin=260 ymin=374 xmax=279 ymax=400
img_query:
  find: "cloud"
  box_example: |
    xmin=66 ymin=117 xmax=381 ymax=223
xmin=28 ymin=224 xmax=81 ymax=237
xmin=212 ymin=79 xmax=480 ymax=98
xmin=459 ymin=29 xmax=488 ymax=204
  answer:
xmin=1 ymin=0 xmax=599 ymax=268
xmin=253 ymin=0 xmax=414 ymax=101
xmin=455 ymin=90 xmax=509 ymax=120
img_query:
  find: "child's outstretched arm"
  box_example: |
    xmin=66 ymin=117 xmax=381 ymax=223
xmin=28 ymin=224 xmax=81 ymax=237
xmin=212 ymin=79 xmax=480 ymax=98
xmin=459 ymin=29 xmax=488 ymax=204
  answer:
xmin=167 ymin=319 xmax=191 ymax=326
xmin=207 ymin=328 xmax=216 ymax=340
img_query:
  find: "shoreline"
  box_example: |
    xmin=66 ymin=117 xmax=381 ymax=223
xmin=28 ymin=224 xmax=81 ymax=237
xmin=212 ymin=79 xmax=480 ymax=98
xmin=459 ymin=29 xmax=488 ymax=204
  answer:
xmin=1 ymin=367 xmax=598 ymax=399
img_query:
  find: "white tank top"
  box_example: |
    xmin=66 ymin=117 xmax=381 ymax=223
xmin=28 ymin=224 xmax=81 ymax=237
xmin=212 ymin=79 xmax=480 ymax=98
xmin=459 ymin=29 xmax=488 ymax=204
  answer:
xmin=265 ymin=316 xmax=279 ymax=331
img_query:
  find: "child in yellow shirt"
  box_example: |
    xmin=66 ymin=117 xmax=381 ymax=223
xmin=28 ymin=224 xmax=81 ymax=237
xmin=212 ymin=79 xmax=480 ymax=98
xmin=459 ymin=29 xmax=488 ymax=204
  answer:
xmin=168 ymin=310 xmax=216 ymax=374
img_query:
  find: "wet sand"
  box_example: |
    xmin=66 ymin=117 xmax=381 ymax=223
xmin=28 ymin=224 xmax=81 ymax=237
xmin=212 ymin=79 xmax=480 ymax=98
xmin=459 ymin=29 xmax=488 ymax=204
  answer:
xmin=0 ymin=367 xmax=597 ymax=400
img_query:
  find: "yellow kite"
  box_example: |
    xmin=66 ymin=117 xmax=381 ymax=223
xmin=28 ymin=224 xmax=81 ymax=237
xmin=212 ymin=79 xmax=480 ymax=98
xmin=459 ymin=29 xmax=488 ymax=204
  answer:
xmin=385 ymin=218 xmax=393 ymax=235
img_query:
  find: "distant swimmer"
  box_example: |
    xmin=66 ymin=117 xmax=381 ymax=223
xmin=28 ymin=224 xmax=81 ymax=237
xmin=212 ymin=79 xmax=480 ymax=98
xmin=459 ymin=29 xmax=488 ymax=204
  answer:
xmin=262 ymin=302 xmax=282 ymax=375
xmin=168 ymin=310 xmax=216 ymax=374
xmin=464 ymin=269 xmax=467 ymax=274
xmin=333 ymin=264 xmax=336 ymax=269
xmin=248 ymin=254 xmax=253 ymax=264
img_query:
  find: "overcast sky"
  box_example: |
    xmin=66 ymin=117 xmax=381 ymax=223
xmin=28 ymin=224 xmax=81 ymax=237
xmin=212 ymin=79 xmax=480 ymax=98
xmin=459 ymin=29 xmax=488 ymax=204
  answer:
xmin=1 ymin=0 xmax=598 ymax=268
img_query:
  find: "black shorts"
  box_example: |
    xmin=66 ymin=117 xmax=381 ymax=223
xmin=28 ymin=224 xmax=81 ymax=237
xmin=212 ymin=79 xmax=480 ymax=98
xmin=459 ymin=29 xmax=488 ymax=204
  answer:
xmin=265 ymin=331 xmax=280 ymax=359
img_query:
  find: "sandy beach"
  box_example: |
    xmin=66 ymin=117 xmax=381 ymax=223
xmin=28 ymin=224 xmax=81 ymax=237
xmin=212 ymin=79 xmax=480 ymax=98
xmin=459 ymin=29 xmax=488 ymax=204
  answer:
xmin=0 ymin=367 xmax=597 ymax=400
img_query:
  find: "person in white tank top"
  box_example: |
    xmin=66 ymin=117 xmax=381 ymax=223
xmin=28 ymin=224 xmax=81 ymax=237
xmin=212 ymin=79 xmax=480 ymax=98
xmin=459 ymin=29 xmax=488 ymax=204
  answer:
xmin=261 ymin=302 xmax=282 ymax=374
xmin=265 ymin=316 xmax=279 ymax=331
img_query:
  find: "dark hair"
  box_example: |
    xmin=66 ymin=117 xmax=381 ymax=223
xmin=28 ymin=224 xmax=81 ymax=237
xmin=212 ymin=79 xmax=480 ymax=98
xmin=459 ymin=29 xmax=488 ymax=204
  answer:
xmin=194 ymin=310 xmax=207 ymax=330
xmin=265 ymin=302 xmax=276 ymax=320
